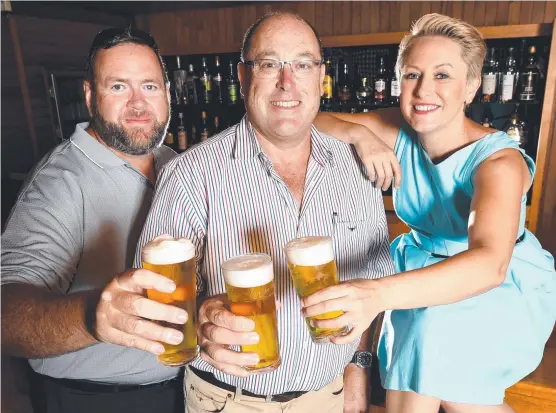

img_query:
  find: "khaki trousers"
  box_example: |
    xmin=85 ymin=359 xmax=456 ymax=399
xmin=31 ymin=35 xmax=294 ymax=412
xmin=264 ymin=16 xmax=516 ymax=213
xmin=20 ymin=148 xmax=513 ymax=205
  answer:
xmin=184 ymin=367 xmax=344 ymax=413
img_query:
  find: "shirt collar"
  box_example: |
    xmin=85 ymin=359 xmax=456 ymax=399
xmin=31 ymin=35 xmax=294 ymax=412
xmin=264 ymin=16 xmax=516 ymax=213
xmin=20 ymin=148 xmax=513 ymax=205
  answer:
xmin=69 ymin=122 xmax=175 ymax=173
xmin=232 ymin=115 xmax=334 ymax=167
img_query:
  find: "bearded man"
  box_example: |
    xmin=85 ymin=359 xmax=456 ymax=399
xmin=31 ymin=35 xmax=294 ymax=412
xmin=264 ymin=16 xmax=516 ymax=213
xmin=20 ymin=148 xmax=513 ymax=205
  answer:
xmin=1 ymin=28 xmax=186 ymax=413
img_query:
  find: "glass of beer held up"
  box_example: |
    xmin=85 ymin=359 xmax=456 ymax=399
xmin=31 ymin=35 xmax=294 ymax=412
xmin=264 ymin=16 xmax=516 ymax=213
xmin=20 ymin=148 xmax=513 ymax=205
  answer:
xmin=142 ymin=235 xmax=198 ymax=366
xmin=222 ymin=253 xmax=281 ymax=373
xmin=285 ymin=236 xmax=348 ymax=343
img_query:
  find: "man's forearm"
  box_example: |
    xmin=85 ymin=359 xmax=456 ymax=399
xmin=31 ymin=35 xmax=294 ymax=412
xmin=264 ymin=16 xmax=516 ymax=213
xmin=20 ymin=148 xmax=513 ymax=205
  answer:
xmin=1 ymin=284 xmax=99 ymax=358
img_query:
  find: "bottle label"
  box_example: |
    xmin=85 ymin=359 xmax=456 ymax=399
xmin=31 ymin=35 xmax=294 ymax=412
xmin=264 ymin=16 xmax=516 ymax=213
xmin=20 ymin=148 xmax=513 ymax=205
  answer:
xmin=519 ymin=72 xmax=537 ymax=100
xmin=501 ymin=74 xmax=515 ymax=101
xmin=482 ymin=74 xmax=496 ymax=95
xmin=375 ymin=80 xmax=386 ymax=92
xmin=391 ymin=80 xmax=400 ymax=97
xmin=228 ymin=85 xmax=238 ymax=103
xmin=178 ymin=130 xmax=187 ymax=150
xmin=323 ymin=75 xmax=333 ymax=98
xmin=201 ymin=131 xmax=208 ymax=142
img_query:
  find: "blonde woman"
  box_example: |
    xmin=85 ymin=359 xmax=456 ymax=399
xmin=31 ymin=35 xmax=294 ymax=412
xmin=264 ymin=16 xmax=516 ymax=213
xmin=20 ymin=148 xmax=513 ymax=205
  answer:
xmin=306 ymin=14 xmax=556 ymax=413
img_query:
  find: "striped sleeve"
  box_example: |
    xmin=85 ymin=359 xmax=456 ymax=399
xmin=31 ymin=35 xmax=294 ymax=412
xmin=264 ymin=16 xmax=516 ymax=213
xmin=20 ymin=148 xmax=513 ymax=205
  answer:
xmin=134 ymin=155 xmax=208 ymax=294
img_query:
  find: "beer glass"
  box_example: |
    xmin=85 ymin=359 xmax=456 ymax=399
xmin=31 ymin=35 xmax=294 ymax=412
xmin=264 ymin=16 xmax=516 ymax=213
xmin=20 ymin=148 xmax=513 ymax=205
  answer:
xmin=222 ymin=253 xmax=281 ymax=373
xmin=142 ymin=235 xmax=198 ymax=366
xmin=284 ymin=236 xmax=348 ymax=343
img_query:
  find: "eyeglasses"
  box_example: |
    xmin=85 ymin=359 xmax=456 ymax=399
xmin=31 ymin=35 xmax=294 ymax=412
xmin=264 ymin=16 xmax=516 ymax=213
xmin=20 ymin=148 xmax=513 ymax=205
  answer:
xmin=243 ymin=59 xmax=323 ymax=79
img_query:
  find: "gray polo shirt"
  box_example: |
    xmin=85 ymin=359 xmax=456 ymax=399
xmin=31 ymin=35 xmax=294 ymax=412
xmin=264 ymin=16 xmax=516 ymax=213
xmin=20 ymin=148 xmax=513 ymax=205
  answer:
xmin=1 ymin=123 xmax=179 ymax=384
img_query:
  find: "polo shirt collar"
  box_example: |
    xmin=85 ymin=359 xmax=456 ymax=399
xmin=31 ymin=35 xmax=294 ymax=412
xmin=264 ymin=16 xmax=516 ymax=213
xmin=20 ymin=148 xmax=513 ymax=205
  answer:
xmin=69 ymin=122 xmax=172 ymax=172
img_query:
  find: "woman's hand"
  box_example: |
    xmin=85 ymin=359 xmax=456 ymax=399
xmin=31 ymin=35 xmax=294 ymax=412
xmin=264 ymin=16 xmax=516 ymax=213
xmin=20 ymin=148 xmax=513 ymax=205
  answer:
xmin=300 ymin=279 xmax=385 ymax=344
xmin=348 ymin=123 xmax=402 ymax=191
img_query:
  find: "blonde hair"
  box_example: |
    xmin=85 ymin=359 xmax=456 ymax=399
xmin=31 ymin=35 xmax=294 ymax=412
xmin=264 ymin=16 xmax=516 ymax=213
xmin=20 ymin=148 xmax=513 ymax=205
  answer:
xmin=396 ymin=13 xmax=486 ymax=82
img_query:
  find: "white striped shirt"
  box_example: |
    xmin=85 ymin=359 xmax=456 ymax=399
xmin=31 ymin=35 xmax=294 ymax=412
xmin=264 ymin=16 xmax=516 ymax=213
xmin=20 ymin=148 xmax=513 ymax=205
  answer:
xmin=135 ymin=115 xmax=394 ymax=395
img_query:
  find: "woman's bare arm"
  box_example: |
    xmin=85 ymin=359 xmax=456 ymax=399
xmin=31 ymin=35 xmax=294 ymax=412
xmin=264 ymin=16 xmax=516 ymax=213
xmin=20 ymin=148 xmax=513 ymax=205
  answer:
xmin=314 ymin=108 xmax=403 ymax=189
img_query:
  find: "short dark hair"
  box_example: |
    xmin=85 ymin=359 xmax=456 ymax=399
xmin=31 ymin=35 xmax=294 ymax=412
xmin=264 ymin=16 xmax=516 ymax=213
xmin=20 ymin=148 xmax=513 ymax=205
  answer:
xmin=86 ymin=27 xmax=169 ymax=87
xmin=241 ymin=11 xmax=324 ymax=62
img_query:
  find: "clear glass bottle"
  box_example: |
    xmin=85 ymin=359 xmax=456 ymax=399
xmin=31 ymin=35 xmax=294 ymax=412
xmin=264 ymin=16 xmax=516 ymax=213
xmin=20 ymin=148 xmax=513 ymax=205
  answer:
xmin=499 ymin=47 xmax=517 ymax=103
xmin=336 ymin=61 xmax=351 ymax=103
xmin=390 ymin=71 xmax=400 ymax=105
xmin=481 ymin=47 xmax=499 ymax=103
xmin=504 ymin=106 xmax=527 ymax=147
xmin=186 ymin=64 xmax=199 ymax=105
xmin=356 ymin=78 xmax=372 ymax=105
xmin=173 ymin=56 xmax=188 ymax=105
xmin=374 ymin=55 xmax=388 ymax=103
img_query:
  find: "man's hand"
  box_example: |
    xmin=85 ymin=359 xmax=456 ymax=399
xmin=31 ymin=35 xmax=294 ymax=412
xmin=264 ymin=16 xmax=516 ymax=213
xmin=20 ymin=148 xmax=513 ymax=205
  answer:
xmin=198 ymin=294 xmax=260 ymax=377
xmin=93 ymin=268 xmax=188 ymax=355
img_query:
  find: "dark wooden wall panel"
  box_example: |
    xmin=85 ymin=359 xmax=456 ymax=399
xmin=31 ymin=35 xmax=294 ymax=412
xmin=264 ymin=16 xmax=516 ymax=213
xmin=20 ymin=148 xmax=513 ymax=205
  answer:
xmin=1 ymin=13 xmax=128 ymax=226
xmin=136 ymin=1 xmax=555 ymax=55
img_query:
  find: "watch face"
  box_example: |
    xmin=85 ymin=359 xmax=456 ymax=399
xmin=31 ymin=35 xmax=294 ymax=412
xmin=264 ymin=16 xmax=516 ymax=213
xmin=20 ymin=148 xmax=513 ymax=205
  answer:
xmin=356 ymin=351 xmax=372 ymax=368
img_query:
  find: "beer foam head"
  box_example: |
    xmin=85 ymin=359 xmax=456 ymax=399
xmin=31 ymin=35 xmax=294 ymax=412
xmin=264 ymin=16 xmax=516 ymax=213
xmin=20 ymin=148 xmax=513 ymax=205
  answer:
xmin=222 ymin=253 xmax=273 ymax=288
xmin=284 ymin=236 xmax=334 ymax=267
xmin=142 ymin=235 xmax=195 ymax=265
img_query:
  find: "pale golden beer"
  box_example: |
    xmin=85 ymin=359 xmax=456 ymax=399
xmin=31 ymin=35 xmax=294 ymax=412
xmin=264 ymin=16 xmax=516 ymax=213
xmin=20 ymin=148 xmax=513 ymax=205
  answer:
xmin=284 ymin=236 xmax=348 ymax=343
xmin=142 ymin=235 xmax=198 ymax=366
xmin=222 ymin=253 xmax=281 ymax=373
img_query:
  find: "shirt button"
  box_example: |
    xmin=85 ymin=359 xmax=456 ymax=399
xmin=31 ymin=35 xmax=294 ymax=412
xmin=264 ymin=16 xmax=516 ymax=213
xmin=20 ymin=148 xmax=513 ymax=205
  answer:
xmin=295 ymin=376 xmax=301 ymax=383
xmin=302 ymin=343 xmax=308 ymax=350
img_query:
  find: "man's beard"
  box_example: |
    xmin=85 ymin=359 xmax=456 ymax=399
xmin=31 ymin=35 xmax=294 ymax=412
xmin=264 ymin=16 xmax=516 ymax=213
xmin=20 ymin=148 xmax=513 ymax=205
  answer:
xmin=89 ymin=96 xmax=169 ymax=156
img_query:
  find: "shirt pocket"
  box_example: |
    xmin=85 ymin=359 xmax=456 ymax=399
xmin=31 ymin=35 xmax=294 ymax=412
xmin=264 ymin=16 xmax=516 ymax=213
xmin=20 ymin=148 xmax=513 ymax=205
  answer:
xmin=331 ymin=212 xmax=376 ymax=282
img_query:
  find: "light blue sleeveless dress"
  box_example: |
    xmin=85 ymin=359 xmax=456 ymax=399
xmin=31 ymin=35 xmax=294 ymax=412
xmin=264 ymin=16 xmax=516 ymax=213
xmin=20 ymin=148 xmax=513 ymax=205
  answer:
xmin=377 ymin=125 xmax=556 ymax=404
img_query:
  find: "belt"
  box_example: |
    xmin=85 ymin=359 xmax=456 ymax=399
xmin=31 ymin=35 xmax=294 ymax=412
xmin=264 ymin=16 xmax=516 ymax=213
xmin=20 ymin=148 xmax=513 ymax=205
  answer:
xmin=37 ymin=372 xmax=183 ymax=394
xmin=189 ymin=366 xmax=308 ymax=403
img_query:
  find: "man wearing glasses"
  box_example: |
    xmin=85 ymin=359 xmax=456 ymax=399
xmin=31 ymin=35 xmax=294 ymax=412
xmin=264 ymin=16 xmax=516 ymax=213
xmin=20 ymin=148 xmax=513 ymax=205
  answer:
xmin=2 ymin=28 xmax=185 ymax=413
xmin=136 ymin=12 xmax=393 ymax=413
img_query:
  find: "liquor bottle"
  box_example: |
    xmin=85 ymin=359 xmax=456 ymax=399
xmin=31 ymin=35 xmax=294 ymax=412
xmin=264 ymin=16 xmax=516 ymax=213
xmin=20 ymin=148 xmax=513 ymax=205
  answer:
xmin=322 ymin=59 xmax=334 ymax=104
xmin=214 ymin=115 xmax=220 ymax=133
xmin=518 ymin=45 xmax=539 ymax=102
xmin=228 ymin=61 xmax=239 ymax=105
xmin=390 ymin=71 xmax=400 ymax=105
xmin=355 ymin=78 xmax=372 ymax=105
xmin=374 ymin=55 xmax=388 ymax=104
xmin=213 ymin=56 xmax=224 ymax=104
xmin=164 ymin=130 xmax=175 ymax=150
xmin=336 ymin=60 xmax=351 ymax=103
xmin=481 ymin=47 xmax=499 ymax=103
xmin=191 ymin=123 xmax=197 ymax=143
xmin=200 ymin=57 xmax=212 ymax=104
xmin=177 ymin=112 xmax=187 ymax=152
xmin=504 ymin=106 xmax=527 ymax=147
xmin=481 ymin=116 xmax=493 ymax=128
xmin=186 ymin=64 xmax=199 ymax=105
xmin=173 ymin=56 xmax=188 ymax=105
xmin=499 ymin=47 xmax=517 ymax=103
xmin=200 ymin=111 xmax=210 ymax=141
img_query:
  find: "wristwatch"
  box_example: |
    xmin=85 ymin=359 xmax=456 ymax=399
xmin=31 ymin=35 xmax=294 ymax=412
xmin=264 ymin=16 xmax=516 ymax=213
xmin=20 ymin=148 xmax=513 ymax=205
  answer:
xmin=350 ymin=350 xmax=373 ymax=368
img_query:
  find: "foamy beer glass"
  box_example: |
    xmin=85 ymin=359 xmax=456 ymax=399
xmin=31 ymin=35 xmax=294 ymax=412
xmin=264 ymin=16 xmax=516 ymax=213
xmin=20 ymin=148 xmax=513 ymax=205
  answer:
xmin=285 ymin=236 xmax=348 ymax=343
xmin=222 ymin=253 xmax=281 ymax=373
xmin=142 ymin=235 xmax=198 ymax=366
